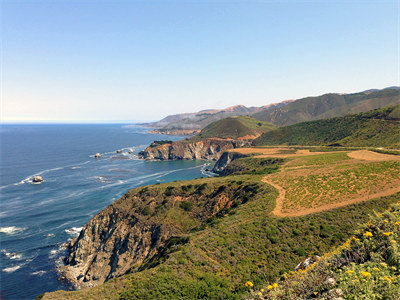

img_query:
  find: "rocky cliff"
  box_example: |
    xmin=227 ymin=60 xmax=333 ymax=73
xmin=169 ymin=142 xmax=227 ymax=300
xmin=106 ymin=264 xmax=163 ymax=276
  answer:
xmin=138 ymin=138 xmax=249 ymax=161
xmin=61 ymin=179 xmax=255 ymax=288
xmin=212 ymin=151 xmax=248 ymax=174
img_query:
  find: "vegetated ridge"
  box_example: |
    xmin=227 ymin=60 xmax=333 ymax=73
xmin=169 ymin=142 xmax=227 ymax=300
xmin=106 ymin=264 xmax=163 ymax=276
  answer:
xmin=253 ymin=105 xmax=400 ymax=147
xmin=252 ymin=87 xmax=400 ymax=126
xmin=194 ymin=116 xmax=276 ymax=140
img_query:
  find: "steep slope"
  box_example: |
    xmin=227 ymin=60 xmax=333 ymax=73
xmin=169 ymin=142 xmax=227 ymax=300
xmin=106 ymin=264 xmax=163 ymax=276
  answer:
xmin=253 ymin=106 xmax=400 ymax=147
xmin=195 ymin=116 xmax=276 ymax=140
xmin=252 ymin=87 xmax=399 ymax=126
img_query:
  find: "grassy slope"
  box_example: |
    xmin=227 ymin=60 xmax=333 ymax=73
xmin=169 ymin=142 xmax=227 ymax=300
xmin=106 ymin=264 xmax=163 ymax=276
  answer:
xmin=252 ymin=88 xmax=400 ymax=126
xmin=42 ymin=152 xmax=400 ymax=300
xmin=193 ymin=116 xmax=276 ymax=140
xmin=253 ymin=201 xmax=400 ymax=299
xmin=253 ymin=106 xmax=400 ymax=147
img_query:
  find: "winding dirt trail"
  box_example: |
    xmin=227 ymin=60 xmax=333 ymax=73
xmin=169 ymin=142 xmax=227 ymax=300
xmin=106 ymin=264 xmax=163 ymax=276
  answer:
xmin=262 ymin=150 xmax=400 ymax=217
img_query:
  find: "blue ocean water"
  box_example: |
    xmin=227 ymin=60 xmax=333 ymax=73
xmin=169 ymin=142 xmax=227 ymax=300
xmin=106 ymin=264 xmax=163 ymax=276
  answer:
xmin=0 ymin=124 xmax=212 ymax=299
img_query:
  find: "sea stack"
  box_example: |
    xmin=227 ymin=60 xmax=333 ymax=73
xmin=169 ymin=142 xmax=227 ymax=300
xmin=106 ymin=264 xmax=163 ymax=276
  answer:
xmin=116 ymin=150 xmax=122 ymax=154
xmin=32 ymin=176 xmax=43 ymax=183
xmin=128 ymin=148 xmax=134 ymax=154
xmin=94 ymin=153 xmax=101 ymax=159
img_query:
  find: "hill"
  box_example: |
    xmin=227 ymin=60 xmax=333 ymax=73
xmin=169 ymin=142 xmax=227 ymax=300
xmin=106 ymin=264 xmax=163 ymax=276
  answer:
xmin=253 ymin=106 xmax=400 ymax=147
xmin=194 ymin=116 xmax=276 ymax=140
xmin=144 ymin=102 xmax=290 ymax=135
xmin=252 ymin=87 xmax=400 ymax=126
xmin=41 ymin=150 xmax=400 ymax=299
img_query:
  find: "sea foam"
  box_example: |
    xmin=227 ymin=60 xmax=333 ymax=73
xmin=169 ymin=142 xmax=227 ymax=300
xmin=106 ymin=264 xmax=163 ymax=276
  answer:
xmin=0 ymin=226 xmax=26 ymax=235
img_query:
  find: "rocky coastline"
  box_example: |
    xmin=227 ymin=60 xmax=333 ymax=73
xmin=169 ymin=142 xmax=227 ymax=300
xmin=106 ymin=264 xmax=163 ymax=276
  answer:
xmin=138 ymin=138 xmax=249 ymax=161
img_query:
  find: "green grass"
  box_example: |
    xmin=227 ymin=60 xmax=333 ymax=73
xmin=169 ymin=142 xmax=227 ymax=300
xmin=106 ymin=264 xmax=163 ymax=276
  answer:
xmin=287 ymin=152 xmax=351 ymax=166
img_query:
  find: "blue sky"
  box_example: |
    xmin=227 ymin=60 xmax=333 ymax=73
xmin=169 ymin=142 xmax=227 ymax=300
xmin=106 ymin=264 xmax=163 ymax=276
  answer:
xmin=2 ymin=0 xmax=398 ymax=122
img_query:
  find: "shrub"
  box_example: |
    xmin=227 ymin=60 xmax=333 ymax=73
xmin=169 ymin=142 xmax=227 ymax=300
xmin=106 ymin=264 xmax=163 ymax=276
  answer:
xmin=179 ymin=201 xmax=193 ymax=212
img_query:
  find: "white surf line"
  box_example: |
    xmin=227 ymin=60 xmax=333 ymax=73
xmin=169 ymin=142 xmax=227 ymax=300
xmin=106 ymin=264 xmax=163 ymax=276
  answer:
xmin=1 ymin=160 xmax=92 ymax=190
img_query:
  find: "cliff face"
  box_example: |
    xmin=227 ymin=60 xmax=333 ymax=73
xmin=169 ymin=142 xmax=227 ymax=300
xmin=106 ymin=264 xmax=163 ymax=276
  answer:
xmin=63 ymin=194 xmax=173 ymax=288
xmin=62 ymin=180 xmax=251 ymax=288
xmin=212 ymin=151 xmax=248 ymax=174
xmin=138 ymin=138 xmax=249 ymax=161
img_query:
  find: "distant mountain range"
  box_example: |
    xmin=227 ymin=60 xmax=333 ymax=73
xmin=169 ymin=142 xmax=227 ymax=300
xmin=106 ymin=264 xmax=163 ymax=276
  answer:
xmin=144 ymin=102 xmax=291 ymax=134
xmin=143 ymin=87 xmax=399 ymax=134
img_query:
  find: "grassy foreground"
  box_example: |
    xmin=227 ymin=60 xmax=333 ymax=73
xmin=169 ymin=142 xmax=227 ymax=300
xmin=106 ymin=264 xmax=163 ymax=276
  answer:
xmin=41 ymin=151 xmax=400 ymax=299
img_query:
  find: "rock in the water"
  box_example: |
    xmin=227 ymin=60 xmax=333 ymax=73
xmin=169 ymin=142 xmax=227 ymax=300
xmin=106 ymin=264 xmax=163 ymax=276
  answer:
xmin=94 ymin=153 xmax=101 ymax=159
xmin=32 ymin=176 xmax=43 ymax=183
xmin=128 ymin=148 xmax=134 ymax=154
xmin=116 ymin=150 xmax=122 ymax=153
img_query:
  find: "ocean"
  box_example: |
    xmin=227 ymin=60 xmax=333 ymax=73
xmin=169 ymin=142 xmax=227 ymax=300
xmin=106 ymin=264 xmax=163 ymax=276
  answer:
xmin=0 ymin=124 xmax=212 ymax=299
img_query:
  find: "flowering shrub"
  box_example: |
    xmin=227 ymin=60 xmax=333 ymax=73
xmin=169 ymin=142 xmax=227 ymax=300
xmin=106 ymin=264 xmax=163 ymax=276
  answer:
xmin=251 ymin=201 xmax=400 ymax=299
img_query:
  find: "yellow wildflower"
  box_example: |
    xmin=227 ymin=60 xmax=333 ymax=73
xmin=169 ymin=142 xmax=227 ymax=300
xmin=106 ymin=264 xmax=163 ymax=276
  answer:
xmin=364 ymin=231 xmax=373 ymax=237
xmin=384 ymin=220 xmax=389 ymax=223
xmin=346 ymin=270 xmax=354 ymax=274
xmin=245 ymin=281 xmax=253 ymax=287
xmin=383 ymin=232 xmax=392 ymax=236
xmin=395 ymin=222 xmax=400 ymax=226
xmin=360 ymin=271 xmax=372 ymax=277
xmin=273 ymin=283 xmax=278 ymax=288
xmin=267 ymin=285 xmax=273 ymax=290
xmin=383 ymin=276 xmax=392 ymax=282
xmin=260 ymin=289 xmax=264 ymax=292
xmin=258 ymin=292 xmax=262 ymax=296
xmin=391 ymin=240 xmax=397 ymax=243
xmin=373 ymin=267 xmax=380 ymax=271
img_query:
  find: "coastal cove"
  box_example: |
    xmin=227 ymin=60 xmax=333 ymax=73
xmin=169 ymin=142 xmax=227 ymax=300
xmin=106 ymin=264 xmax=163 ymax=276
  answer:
xmin=0 ymin=124 xmax=213 ymax=300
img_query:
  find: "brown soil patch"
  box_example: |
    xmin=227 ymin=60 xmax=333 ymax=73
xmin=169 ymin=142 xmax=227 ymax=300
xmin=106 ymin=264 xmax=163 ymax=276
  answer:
xmin=347 ymin=150 xmax=400 ymax=161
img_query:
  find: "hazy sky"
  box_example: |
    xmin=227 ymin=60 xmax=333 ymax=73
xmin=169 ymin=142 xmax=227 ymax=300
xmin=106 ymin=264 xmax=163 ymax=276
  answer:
xmin=2 ymin=0 xmax=398 ymax=122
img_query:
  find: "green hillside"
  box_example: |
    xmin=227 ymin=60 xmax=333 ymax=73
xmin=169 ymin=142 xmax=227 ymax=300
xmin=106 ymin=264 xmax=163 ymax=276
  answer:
xmin=253 ymin=106 xmax=400 ymax=147
xmin=253 ymin=202 xmax=400 ymax=299
xmin=194 ymin=116 xmax=276 ymax=140
xmin=252 ymin=88 xmax=400 ymax=126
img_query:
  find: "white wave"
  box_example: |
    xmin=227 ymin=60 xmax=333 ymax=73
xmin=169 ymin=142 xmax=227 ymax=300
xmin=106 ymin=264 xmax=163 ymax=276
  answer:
xmin=2 ymin=160 xmax=91 ymax=189
xmin=3 ymin=265 xmax=22 ymax=273
xmin=46 ymin=233 xmax=55 ymax=237
xmin=65 ymin=227 xmax=82 ymax=237
xmin=0 ymin=226 xmax=26 ymax=235
xmin=31 ymin=270 xmax=46 ymax=276
xmin=71 ymin=166 xmax=81 ymax=169
xmin=49 ymin=244 xmax=66 ymax=258
xmin=1 ymin=250 xmax=23 ymax=260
